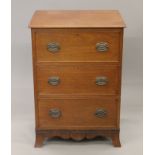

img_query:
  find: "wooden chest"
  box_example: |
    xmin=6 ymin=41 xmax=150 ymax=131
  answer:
xmin=29 ymin=10 xmax=125 ymax=147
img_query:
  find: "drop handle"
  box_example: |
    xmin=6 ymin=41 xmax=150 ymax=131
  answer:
xmin=96 ymin=76 xmax=108 ymax=86
xmin=48 ymin=76 xmax=60 ymax=86
xmin=47 ymin=42 xmax=60 ymax=53
xmin=49 ymin=108 xmax=61 ymax=118
xmin=96 ymin=42 xmax=109 ymax=52
xmin=95 ymin=109 xmax=107 ymax=118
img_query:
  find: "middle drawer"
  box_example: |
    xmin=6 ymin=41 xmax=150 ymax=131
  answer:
xmin=37 ymin=63 xmax=120 ymax=96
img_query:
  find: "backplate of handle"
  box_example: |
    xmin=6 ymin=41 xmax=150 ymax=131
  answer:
xmin=49 ymin=108 xmax=61 ymax=118
xmin=96 ymin=42 xmax=109 ymax=52
xmin=47 ymin=42 xmax=60 ymax=53
xmin=96 ymin=76 xmax=108 ymax=86
xmin=95 ymin=109 xmax=107 ymax=118
xmin=48 ymin=76 xmax=60 ymax=86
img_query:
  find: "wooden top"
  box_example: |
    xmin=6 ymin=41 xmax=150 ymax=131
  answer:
xmin=29 ymin=10 xmax=126 ymax=28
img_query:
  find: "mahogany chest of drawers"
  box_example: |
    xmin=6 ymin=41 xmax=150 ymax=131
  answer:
xmin=29 ymin=10 xmax=125 ymax=147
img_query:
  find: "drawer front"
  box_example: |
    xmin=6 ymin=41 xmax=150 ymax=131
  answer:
xmin=37 ymin=64 xmax=120 ymax=95
xmin=35 ymin=29 xmax=121 ymax=62
xmin=38 ymin=98 xmax=118 ymax=129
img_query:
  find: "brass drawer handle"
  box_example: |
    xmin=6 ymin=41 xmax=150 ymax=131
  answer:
xmin=96 ymin=42 xmax=108 ymax=52
xmin=49 ymin=108 xmax=61 ymax=118
xmin=95 ymin=109 xmax=107 ymax=118
xmin=47 ymin=42 xmax=60 ymax=53
xmin=48 ymin=76 xmax=60 ymax=86
xmin=96 ymin=76 xmax=108 ymax=86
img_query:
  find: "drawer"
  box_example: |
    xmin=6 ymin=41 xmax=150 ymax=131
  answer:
xmin=37 ymin=63 xmax=120 ymax=95
xmin=35 ymin=29 xmax=121 ymax=62
xmin=38 ymin=98 xmax=118 ymax=129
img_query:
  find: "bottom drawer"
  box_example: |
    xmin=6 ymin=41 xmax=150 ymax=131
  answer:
xmin=37 ymin=98 xmax=119 ymax=129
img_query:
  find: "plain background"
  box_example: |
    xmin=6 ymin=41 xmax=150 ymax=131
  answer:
xmin=12 ymin=0 xmax=143 ymax=155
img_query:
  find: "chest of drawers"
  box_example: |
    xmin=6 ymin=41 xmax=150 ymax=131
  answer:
xmin=29 ymin=10 xmax=125 ymax=147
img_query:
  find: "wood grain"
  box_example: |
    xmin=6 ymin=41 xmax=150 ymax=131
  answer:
xmin=37 ymin=63 xmax=120 ymax=95
xmin=29 ymin=10 xmax=125 ymax=147
xmin=34 ymin=29 xmax=121 ymax=62
xmin=29 ymin=10 xmax=126 ymax=28
xmin=37 ymin=98 xmax=118 ymax=129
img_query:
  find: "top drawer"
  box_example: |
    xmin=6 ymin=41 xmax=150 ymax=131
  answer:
xmin=34 ymin=29 xmax=122 ymax=62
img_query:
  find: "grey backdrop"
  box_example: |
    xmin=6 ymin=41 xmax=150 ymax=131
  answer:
xmin=12 ymin=0 xmax=143 ymax=155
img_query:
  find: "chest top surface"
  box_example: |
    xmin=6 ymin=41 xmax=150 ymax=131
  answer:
xmin=29 ymin=10 xmax=126 ymax=28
